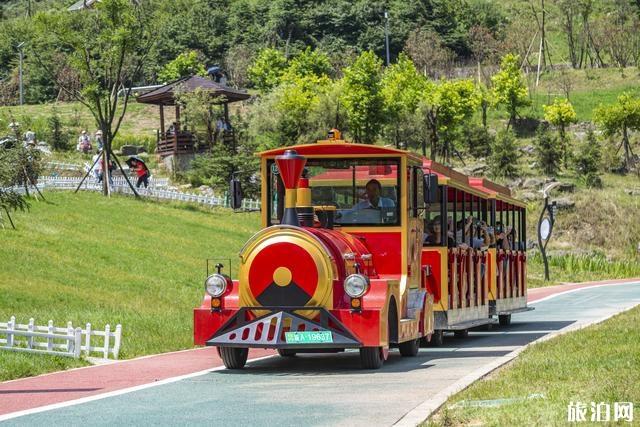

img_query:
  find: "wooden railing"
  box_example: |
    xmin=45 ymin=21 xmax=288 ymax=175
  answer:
xmin=496 ymin=250 xmax=527 ymax=299
xmin=156 ymin=131 xmax=207 ymax=155
xmin=447 ymin=247 xmax=488 ymax=310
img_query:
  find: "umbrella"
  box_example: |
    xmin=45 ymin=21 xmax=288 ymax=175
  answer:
xmin=125 ymin=156 xmax=146 ymax=168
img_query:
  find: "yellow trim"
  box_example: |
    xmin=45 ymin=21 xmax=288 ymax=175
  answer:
xmin=437 ymin=177 xmax=449 ymax=185
xmin=338 ymin=226 xmax=403 ymax=232
xmin=297 ymin=187 xmax=311 ymax=207
xmin=309 ymin=178 xmax=397 ymax=187
xmin=488 ymin=248 xmax=497 ymax=300
xmin=447 ymin=180 xmax=489 ymax=199
xmin=284 ymin=188 xmax=296 ymax=209
xmin=261 ymin=157 xmax=268 ymax=228
xmin=258 ymin=142 xmax=422 ymax=163
xmin=495 ymin=193 xmax=527 ymax=208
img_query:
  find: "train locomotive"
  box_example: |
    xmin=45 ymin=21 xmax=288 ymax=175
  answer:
xmin=194 ymin=130 xmax=530 ymax=369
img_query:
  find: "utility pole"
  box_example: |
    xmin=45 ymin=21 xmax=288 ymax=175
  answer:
xmin=384 ymin=10 xmax=390 ymax=66
xmin=17 ymin=42 xmax=25 ymax=106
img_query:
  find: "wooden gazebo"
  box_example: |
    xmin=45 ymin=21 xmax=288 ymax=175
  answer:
xmin=137 ymin=75 xmax=250 ymax=158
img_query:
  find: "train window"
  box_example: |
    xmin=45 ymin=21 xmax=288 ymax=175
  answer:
xmin=267 ymin=158 xmax=401 ymax=226
xmin=423 ymin=184 xmax=448 ymax=246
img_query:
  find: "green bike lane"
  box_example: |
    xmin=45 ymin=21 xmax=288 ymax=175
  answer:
xmin=3 ymin=281 xmax=639 ymax=426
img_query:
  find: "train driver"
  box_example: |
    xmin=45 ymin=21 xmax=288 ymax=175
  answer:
xmin=353 ymin=179 xmax=395 ymax=210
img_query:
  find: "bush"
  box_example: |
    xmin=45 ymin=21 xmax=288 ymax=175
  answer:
xmin=111 ymin=134 xmax=156 ymax=154
xmin=47 ymin=107 xmax=69 ymax=151
xmin=572 ymin=130 xmax=602 ymax=187
xmin=534 ymin=124 xmax=562 ymax=176
xmin=488 ymin=129 xmax=519 ymax=179
xmin=463 ymin=123 xmax=494 ymax=157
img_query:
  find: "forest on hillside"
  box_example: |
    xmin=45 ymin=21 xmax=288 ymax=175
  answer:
xmin=1 ymin=0 xmax=640 ymax=104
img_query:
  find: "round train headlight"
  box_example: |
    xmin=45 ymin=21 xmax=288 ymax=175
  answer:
xmin=205 ymin=274 xmax=228 ymax=297
xmin=344 ymin=274 xmax=369 ymax=298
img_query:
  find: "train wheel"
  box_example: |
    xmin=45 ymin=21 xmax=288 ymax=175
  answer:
xmin=398 ymin=338 xmax=420 ymax=357
xmin=499 ymin=314 xmax=512 ymax=326
xmin=454 ymin=329 xmax=469 ymax=338
xmin=429 ymin=330 xmax=444 ymax=347
xmin=219 ymin=347 xmax=248 ymax=369
xmin=359 ymin=347 xmax=384 ymax=369
xmin=277 ymin=349 xmax=297 ymax=357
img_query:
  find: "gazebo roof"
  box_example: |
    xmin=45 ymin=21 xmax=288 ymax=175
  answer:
xmin=136 ymin=75 xmax=251 ymax=106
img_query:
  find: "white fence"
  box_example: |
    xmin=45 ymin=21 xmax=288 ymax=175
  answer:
xmin=0 ymin=316 xmax=122 ymax=360
xmin=38 ymin=175 xmax=170 ymax=190
xmin=32 ymin=176 xmax=261 ymax=210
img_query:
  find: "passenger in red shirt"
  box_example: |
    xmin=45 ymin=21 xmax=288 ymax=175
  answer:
xmin=132 ymin=160 xmax=149 ymax=188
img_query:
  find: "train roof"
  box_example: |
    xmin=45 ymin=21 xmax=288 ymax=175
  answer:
xmin=422 ymin=159 xmax=526 ymax=208
xmin=258 ymin=139 xmax=423 ymax=164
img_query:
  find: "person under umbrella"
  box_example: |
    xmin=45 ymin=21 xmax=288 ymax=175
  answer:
xmin=126 ymin=156 xmax=150 ymax=189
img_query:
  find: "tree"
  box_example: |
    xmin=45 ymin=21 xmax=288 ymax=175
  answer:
xmin=543 ymin=97 xmax=577 ymax=166
xmin=534 ymin=124 xmax=562 ymax=176
xmin=421 ymin=79 xmax=480 ymax=163
xmin=381 ymin=54 xmax=427 ymax=149
xmin=282 ymin=47 xmax=332 ymax=80
xmin=224 ymin=44 xmax=255 ymax=89
xmin=0 ymin=144 xmax=41 ymax=229
xmin=158 ymin=50 xmax=207 ymax=83
xmin=47 ymin=105 xmax=68 ymax=151
xmin=572 ymin=129 xmax=602 ymax=188
xmin=404 ymin=27 xmax=454 ymax=78
xmin=594 ymin=92 xmax=640 ymax=170
xmin=488 ymin=129 xmax=519 ymax=179
xmin=174 ymin=87 xmax=222 ymax=148
xmin=33 ymin=0 xmax=155 ymax=196
xmin=248 ymin=48 xmax=287 ymax=94
xmin=340 ymin=51 xmax=384 ymax=144
xmin=491 ymin=54 xmax=530 ymax=129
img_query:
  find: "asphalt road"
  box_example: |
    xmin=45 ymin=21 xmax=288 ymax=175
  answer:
xmin=4 ymin=282 xmax=640 ymax=426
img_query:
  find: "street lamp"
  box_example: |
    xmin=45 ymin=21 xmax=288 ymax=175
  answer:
xmin=537 ymin=182 xmax=561 ymax=281
xmin=16 ymin=42 xmax=25 ymax=106
xmin=384 ymin=11 xmax=390 ymax=66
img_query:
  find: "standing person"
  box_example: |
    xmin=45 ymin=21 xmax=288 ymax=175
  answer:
xmin=77 ymin=130 xmax=92 ymax=153
xmin=24 ymin=128 xmax=36 ymax=147
xmin=132 ymin=159 xmax=149 ymax=189
xmin=95 ymin=130 xmax=104 ymax=151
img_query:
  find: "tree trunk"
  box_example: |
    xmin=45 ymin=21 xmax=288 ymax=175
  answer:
xmin=623 ymin=124 xmax=632 ymax=169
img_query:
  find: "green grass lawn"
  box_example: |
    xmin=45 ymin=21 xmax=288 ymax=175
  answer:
xmin=425 ymin=304 xmax=640 ymax=426
xmin=0 ymin=191 xmax=259 ymax=381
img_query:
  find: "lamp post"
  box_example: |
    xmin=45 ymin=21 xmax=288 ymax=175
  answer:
xmin=16 ymin=42 xmax=25 ymax=106
xmin=537 ymin=182 xmax=561 ymax=281
xmin=384 ymin=10 xmax=390 ymax=66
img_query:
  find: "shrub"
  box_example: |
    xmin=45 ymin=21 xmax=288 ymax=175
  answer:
xmin=463 ymin=123 xmax=494 ymax=157
xmin=572 ymin=130 xmax=603 ymax=188
xmin=111 ymin=134 xmax=156 ymax=154
xmin=488 ymin=129 xmax=519 ymax=179
xmin=534 ymin=124 xmax=562 ymax=176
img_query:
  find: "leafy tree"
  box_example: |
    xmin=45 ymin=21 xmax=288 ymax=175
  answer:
xmin=421 ymin=79 xmax=480 ymax=163
xmin=0 ymin=143 xmax=42 ymax=228
xmin=340 ymin=51 xmax=384 ymax=144
xmin=47 ymin=105 xmax=68 ymax=151
xmin=594 ymin=92 xmax=640 ymax=170
xmin=491 ymin=54 xmax=530 ymax=129
xmin=33 ymin=0 xmax=155 ymax=196
xmin=534 ymin=125 xmax=562 ymax=176
xmin=174 ymin=87 xmax=223 ymax=148
xmin=248 ymin=48 xmax=288 ymax=94
xmin=488 ymin=129 xmax=519 ymax=179
xmin=283 ymin=47 xmax=332 ymax=80
xmin=381 ymin=54 xmax=427 ymax=149
xmin=158 ymin=50 xmax=207 ymax=83
xmin=462 ymin=122 xmax=494 ymax=158
xmin=543 ymin=97 xmax=577 ymax=166
xmin=572 ymin=129 xmax=602 ymax=188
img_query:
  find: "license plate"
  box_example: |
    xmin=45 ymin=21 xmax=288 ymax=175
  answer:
xmin=284 ymin=331 xmax=333 ymax=344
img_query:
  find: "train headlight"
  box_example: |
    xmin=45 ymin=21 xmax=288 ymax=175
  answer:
xmin=205 ymin=274 xmax=228 ymax=297
xmin=344 ymin=274 xmax=369 ymax=298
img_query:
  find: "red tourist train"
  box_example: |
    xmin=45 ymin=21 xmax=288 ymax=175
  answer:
xmin=194 ymin=130 xmax=531 ymax=369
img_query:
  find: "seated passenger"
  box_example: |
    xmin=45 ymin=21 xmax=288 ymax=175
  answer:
xmin=353 ymin=179 xmax=395 ymax=210
xmin=424 ymin=215 xmax=455 ymax=246
xmin=457 ymin=216 xmax=490 ymax=250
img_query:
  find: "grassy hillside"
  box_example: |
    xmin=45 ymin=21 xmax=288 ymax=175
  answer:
xmin=426 ymin=305 xmax=640 ymax=426
xmin=0 ymin=191 xmax=259 ymax=381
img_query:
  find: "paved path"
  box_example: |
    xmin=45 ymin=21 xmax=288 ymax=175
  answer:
xmin=1 ymin=279 xmax=638 ymax=425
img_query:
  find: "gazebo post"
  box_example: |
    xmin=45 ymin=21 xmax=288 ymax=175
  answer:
xmin=174 ymin=104 xmax=180 ymax=153
xmin=224 ymin=103 xmax=229 ymax=123
xmin=159 ymin=104 xmax=165 ymax=135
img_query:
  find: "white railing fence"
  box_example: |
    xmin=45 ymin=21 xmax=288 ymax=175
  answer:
xmin=0 ymin=317 xmax=122 ymax=360
xmin=28 ymin=177 xmax=261 ymax=210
